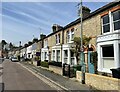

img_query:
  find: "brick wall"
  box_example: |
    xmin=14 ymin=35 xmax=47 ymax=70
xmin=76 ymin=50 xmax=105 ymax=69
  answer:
xmin=76 ymin=71 xmax=120 ymax=91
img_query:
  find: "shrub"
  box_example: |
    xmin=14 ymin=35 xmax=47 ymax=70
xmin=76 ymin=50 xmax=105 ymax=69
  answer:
xmin=49 ymin=61 xmax=62 ymax=67
xmin=40 ymin=61 xmax=49 ymax=68
xmin=73 ymin=65 xmax=82 ymax=71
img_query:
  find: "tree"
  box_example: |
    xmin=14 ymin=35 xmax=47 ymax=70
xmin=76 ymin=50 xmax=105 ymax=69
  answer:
xmin=73 ymin=35 xmax=91 ymax=64
xmin=9 ymin=42 xmax=14 ymax=50
xmin=1 ymin=40 xmax=7 ymax=49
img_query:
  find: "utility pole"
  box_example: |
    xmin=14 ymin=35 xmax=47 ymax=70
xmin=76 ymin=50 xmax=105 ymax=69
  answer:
xmin=78 ymin=0 xmax=85 ymax=84
xmin=19 ymin=41 xmax=21 ymax=61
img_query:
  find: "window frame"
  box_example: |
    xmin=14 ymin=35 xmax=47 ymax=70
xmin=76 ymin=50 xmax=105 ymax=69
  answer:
xmin=56 ymin=50 xmax=60 ymax=62
xmin=52 ymin=50 xmax=55 ymax=61
xmin=112 ymin=10 xmax=120 ymax=31
xmin=66 ymin=30 xmax=70 ymax=43
xmin=102 ymin=14 xmax=110 ymax=34
xmin=71 ymin=28 xmax=74 ymax=41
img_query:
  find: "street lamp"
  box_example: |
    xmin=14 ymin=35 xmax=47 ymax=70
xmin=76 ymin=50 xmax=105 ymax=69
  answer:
xmin=79 ymin=0 xmax=85 ymax=84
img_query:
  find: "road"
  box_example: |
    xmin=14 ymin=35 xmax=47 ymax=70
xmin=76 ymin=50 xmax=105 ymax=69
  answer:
xmin=2 ymin=59 xmax=57 ymax=91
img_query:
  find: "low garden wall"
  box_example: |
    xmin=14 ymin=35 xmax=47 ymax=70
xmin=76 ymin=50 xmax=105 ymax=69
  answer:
xmin=76 ymin=71 xmax=120 ymax=91
xmin=49 ymin=65 xmax=62 ymax=75
xmin=33 ymin=61 xmax=37 ymax=66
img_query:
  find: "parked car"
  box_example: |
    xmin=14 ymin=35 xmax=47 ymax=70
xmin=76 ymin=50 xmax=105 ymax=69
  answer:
xmin=11 ymin=57 xmax=18 ymax=62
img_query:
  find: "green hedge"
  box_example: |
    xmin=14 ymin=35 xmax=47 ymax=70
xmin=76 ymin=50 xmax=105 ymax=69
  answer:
xmin=40 ymin=61 xmax=49 ymax=68
xmin=73 ymin=65 xmax=82 ymax=71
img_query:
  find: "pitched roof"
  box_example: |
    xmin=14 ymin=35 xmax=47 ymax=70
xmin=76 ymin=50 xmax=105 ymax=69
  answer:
xmin=38 ymin=1 xmax=120 ymax=40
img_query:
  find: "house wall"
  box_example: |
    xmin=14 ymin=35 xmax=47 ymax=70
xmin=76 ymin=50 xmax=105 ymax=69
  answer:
xmin=0 ymin=50 xmax=2 ymax=57
xmin=36 ymin=41 xmax=42 ymax=52
xmin=63 ymin=15 xmax=101 ymax=48
xmin=47 ymin=31 xmax=63 ymax=62
xmin=97 ymin=5 xmax=120 ymax=73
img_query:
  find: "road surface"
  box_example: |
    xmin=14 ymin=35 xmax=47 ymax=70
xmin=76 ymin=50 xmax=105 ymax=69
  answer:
xmin=2 ymin=59 xmax=57 ymax=91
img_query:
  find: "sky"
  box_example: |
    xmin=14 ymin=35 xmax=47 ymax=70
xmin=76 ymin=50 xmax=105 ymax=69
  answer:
xmin=1 ymin=1 xmax=110 ymax=46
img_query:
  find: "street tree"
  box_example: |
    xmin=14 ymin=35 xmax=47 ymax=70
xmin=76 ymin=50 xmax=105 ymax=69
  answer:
xmin=1 ymin=40 xmax=7 ymax=49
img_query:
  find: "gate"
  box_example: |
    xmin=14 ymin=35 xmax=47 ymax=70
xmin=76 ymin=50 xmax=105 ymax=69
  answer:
xmin=88 ymin=51 xmax=95 ymax=74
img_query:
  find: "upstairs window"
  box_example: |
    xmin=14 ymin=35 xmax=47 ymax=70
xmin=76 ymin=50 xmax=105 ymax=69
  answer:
xmin=66 ymin=31 xmax=70 ymax=43
xmin=102 ymin=14 xmax=110 ymax=33
xmin=112 ymin=10 xmax=120 ymax=30
xmin=71 ymin=28 xmax=74 ymax=40
xmin=58 ymin=34 xmax=60 ymax=43
xmin=44 ymin=39 xmax=48 ymax=48
xmin=55 ymin=34 xmax=60 ymax=44
xmin=55 ymin=35 xmax=57 ymax=44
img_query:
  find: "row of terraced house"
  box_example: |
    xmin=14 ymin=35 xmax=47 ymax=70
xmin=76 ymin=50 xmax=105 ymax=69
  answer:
xmin=9 ymin=1 xmax=120 ymax=75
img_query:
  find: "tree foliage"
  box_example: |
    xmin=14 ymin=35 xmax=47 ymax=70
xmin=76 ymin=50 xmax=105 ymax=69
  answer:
xmin=73 ymin=35 xmax=91 ymax=64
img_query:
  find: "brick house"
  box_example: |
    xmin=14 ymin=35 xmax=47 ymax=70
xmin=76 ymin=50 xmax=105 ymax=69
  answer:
xmin=35 ymin=1 xmax=120 ymax=74
xmin=41 ymin=24 xmax=63 ymax=62
xmin=97 ymin=2 xmax=120 ymax=73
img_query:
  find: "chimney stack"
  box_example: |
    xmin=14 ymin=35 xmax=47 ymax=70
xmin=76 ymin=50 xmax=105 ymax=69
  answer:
xmin=78 ymin=6 xmax=91 ymax=18
xmin=52 ymin=24 xmax=63 ymax=33
xmin=40 ymin=33 xmax=46 ymax=39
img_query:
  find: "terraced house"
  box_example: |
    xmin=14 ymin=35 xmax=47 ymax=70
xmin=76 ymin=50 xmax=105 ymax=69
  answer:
xmin=40 ymin=1 xmax=120 ymax=74
xmin=41 ymin=24 xmax=63 ymax=62
xmin=18 ymin=1 xmax=120 ymax=75
xmin=97 ymin=2 xmax=120 ymax=73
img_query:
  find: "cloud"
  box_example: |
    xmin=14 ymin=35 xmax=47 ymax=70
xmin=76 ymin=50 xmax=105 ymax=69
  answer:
xmin=2 ymin=7 xmax=52 ymax=27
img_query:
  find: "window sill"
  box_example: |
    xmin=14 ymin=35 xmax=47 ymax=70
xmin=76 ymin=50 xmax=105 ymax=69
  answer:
xmin=67 ymin=41 xmax=74 ymax=44
xmin=56 ymin=43 xmax=61 ymax=45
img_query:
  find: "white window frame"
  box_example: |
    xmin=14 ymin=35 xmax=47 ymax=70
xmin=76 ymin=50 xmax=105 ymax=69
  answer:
xmin=112 ymin=10 xmax=120 ymax=32
xmin=102 ymin=14 xmax=110 ymax=34
xmin=71 ymin=28 xmax=74 ymax=41
xmin=52 ymin=50 xmax=55 ymax=61
xmin=56 ymin=50 xmax=60 ymax=62
xmin=101 ymin=10 xmax=120 ymax=34
xmin=101 ymin=44 xmax=114 ymax=71
xmin=64 ymin=50 xmax=68 ymax=64
xmin=66 ymin=31 xmax=70 ymax=43
xmin=55 ymin=34 xmax=60 ymax=45
xmin=44 ymin=39 xmax=48 ymax=48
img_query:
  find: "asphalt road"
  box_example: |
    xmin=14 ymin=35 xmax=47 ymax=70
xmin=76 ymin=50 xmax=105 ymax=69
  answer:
xmin=2 ymin=59 xmax=56 ymax=91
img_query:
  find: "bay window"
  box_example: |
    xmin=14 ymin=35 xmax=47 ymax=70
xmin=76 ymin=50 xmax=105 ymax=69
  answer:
xmin=52 ymin=50 xmax=55 ymax=61
xmin=102 ymin=45 xmax=114 ymax=69
xmin=57 ymin=50 xmax=60 ymax=62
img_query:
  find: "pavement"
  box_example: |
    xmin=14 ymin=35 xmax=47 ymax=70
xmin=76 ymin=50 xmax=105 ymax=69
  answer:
xmin=0 ymin=58 xmax=3 ymax=92
xmin=2 ymin=59 xmax=60 ymax=91
xmin=20 ymin=61 xmax=92 ymax=91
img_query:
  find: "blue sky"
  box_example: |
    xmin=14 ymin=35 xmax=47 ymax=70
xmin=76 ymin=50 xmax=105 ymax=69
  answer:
xmin=1 ymin=2 xmax=109 ymax=46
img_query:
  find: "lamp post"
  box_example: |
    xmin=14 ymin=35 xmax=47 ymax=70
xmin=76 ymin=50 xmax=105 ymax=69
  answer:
xmin=79 ymin=0 xmax=85 ymax=84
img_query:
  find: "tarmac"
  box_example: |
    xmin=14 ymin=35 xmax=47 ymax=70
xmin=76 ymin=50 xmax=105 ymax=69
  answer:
xmin=19 ymin=61 xmax=93 ymax=92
